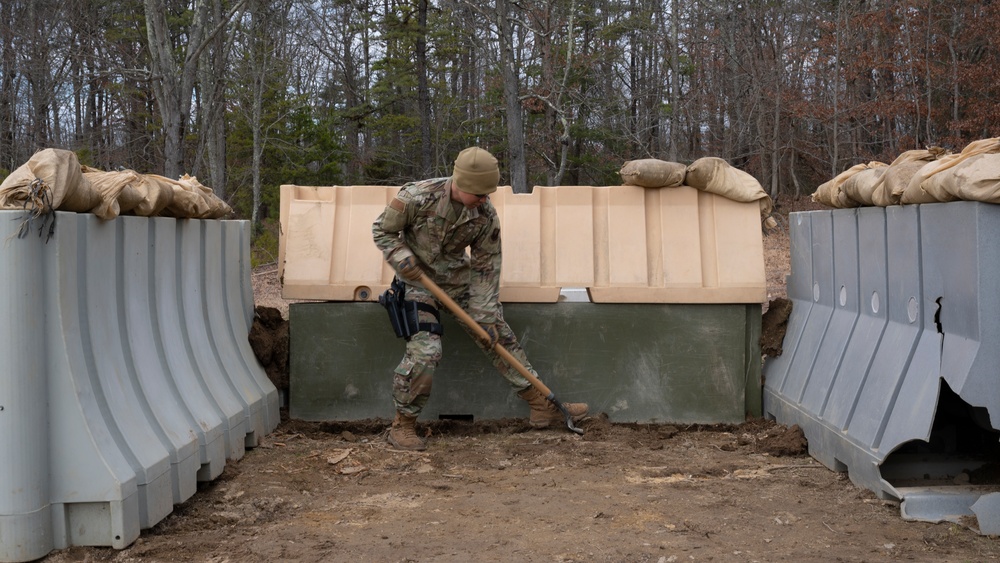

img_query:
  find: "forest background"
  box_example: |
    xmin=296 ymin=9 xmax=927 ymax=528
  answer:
xmin=0 ymin=0 xmax=997 ymax=262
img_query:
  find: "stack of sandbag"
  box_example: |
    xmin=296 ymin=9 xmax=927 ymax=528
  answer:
xmin=901 ymin=138 xmax=1000 ymax=204
xmin=812 ymin=139 xmax=1000 ymax=208
xmin=619 ymin=157 xmax=777 ymax=229
xmin=0 ymin=148 xmax=232 ymax=220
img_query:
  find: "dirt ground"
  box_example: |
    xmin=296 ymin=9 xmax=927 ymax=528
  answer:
xmin=44 ymin=196 xmax=999 ymax=562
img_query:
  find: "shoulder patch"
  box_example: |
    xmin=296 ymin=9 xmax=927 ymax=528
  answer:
xmin=389 ymin=197 xmax=405 ymax=213
xmin=490 ymin=227 xmax=500 ymax=242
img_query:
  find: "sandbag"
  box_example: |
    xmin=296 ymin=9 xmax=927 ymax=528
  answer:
xmin=163 ymin=187 xmax=210 ymax=218
xmin=117 ymin=181 xmax=146 ymax=214
xmin=177 ymin=174 xmax=232 ymax=219
xmin=126 ymin=173 xmax=229 ymax=219
xmin=811 ymin=177 xmax=840 ymax=207
xmin=840 ymin=164 xmax=888 ymax=207
xmin=0 ymin=165 xmax=36 ymax=208
xmin=619 ymin=159 xmax=686 ymax=188
xmin=901 ymin=158 xmax=960 ymax=204
xmin=929 ymin=152 xmax=1000 ymax=203
xmin=812 ymin=163 xmax=869 ymax=208
xmin=158 ymin=175 xmax=211 ymax=218
xmin=880 ymin=160 xmax=931 ymax=206
xmin=133 ymin=174 xmax=177 ymax=217
xmin=686 ymin=157 xmax=774 ymax=217
xmin=865 ymin=148 xmax=944 ymax=206
xmin=83 ymin=169 xmax=144 ymax=220
xmin=0 ymin=148 xmax=101 ymax=213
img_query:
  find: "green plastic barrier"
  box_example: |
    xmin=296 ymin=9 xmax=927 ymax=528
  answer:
xmin=290 ymin=301 xmax=761 ymax=423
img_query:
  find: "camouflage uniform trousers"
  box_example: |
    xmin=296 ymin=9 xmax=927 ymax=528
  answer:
xmin=392 ymin=284 xmax=534 ymax=416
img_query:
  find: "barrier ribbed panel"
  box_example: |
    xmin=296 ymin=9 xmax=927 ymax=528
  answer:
xmin=278 ymin=184 xmax=766 ymax=303
xmin=0 ymin=211 xmax=280 ymax=561
xmin=762 ymin=201 xmax=1000 ymax=534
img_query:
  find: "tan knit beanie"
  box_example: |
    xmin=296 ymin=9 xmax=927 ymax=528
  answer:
xmin=452 ymin=147 xmax=499 ymax=195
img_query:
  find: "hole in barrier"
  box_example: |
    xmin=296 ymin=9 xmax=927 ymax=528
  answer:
xmin=934 ymin=297 xmax=943 ymax=334
xmin=879 ymin=380 xmax=1000 ymax=488
xmin=354 ymin=286 xmax=372 ymax=301
xmin=438 ymin=414 xmax=474 ymax=422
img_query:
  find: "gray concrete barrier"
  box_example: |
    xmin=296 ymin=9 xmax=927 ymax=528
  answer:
xmin=763 ymin=201 xmax=1000 ymax=534
xmin=0 ymin=211 xmax=279 ymax=561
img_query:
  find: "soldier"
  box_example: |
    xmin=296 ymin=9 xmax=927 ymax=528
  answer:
xmin=372 ymin=146 xmax=589 ymax=451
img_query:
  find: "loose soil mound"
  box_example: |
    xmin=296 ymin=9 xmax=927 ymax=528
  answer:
xmin=761 ymin=297 xmax=792 ymax=357
xmin=249 ymin=306 xmax=289 ymax=390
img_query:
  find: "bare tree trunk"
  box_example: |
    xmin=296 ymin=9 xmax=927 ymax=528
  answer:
xmin=416 ymin=0 xmax=431 ymax=176
xmin=770 ymin=92 xmax=781 ymax=198
xmin=26 ymin=0 xmax=52 ymax=150
xmin=901 ymin=5 xmax=921 ymax=147
xmin=248 ymin=0 xmax=268 ymax=226
xmin=0 ymin=0 xmax=17 ymax=171
xmin=790 ymin=148 xmax=801 ymax=196
xmin=669 ymin=0 xmax=679 ymax=162
xmin=359 ymin=3 xmax=372 ymax=176
xmin=770 ymin=23 xmax=782 ymax=199
xmin=924 ymin=5 xmax=933 ymax=144
xmin=144 ymin=0 xmax=243 ymax=178
xmin=252 ymin=76 xmax=263 ymax=225
xmin=551 ymin=1 xmax=575 ymax=186
xmin=496 ymin=0 xmax=527 ymax=192
xmin=948 ymin=7 xmax=959 ymax=137
xmin=831 ymin=0 xmax=841 ymax=176
xmin=199 ymin=0 xmax=229 ymax=198
xmin=345 ymin=12 xmax=363 ymax=181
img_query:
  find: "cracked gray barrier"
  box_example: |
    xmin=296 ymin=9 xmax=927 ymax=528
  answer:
xmin=764 ymin=201 xmax=1000 ymax=535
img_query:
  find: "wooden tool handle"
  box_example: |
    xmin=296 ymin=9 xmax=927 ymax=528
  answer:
xmin=417 ymin=273 xmax=552 ymax=396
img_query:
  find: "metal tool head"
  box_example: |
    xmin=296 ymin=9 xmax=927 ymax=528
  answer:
xmin=551 ymin=395 xmax=585 ymax=435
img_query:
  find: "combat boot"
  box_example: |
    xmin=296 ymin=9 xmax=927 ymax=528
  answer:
xmin=388 ymin=412 xmax=427 ymax=451
xmin=517 ymin=386 xmax=589 ymax=428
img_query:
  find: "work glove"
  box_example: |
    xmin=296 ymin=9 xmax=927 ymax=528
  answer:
xmin=477 ymin=323 xmax=499 ymax=349
xmin=396 ymin=255 xmax=422 ymax=281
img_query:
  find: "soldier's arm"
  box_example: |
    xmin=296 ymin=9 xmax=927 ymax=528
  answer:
xmin=372 ymin=186 xmax=417 ymax=272
xmin=467 ymin=214 xmax=503 ymax=323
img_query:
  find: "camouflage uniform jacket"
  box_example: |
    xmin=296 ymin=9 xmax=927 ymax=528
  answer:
xmin=372 ymin=177 xmax=503 ymax=324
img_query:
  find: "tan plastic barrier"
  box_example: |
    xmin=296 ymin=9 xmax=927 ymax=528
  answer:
xmin=279 ymin=184 xmax=766 ymax=304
